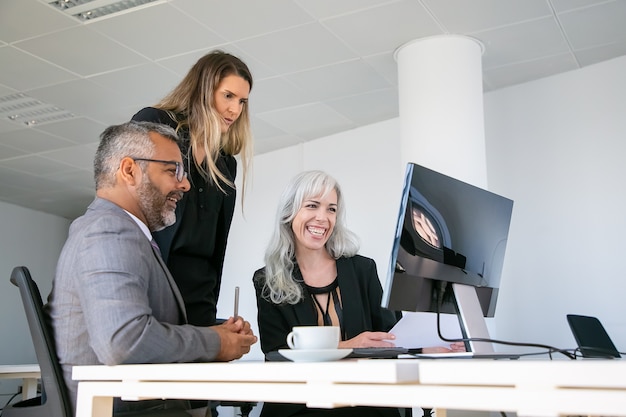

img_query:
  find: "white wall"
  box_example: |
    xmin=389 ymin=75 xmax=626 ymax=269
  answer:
xmin=485 ymin=55 xmax=626 ymax=353
xmin=0 ymin=201 xmax=70 ymax=403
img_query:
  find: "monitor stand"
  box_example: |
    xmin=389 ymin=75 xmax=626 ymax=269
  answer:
xmin=453 ymin=283 xmax=494 ymax=354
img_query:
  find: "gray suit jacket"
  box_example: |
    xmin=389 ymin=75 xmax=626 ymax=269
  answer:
xmin=45 ymin=197 xmax=221 ymax=412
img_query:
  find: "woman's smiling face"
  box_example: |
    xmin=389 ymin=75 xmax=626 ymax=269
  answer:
xmin=291 ymin=189 xmax=338 ymax=252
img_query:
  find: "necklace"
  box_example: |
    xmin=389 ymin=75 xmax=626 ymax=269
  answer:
xmin=305 ymin=278 xmax=341 ymax=327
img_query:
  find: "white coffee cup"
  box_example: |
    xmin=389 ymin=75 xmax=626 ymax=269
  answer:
xmin=286 ymin=326 xmax=340 ymax=350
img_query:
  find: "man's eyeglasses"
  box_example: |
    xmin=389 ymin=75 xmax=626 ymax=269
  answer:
xmin=131 ymin=158 xmax=187 ymax=182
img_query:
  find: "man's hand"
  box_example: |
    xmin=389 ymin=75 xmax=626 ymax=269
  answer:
xmin=212 ymin=316 xmax=257 ymax=361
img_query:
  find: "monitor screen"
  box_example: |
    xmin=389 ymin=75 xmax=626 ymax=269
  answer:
xmin=383 ymin=163 xmax=514 ymax=318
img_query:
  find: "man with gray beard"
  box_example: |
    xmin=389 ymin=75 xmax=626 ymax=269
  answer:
xmin=45 ymin=121 xmax=257 ymax=416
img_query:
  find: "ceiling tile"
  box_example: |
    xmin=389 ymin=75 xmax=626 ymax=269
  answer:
xmin=88 ymin=63 xmax=180 ymax=109
xmin=326 ymin=88 xmax=399 ymax=125
xmin=251 ymin=116 xmax=288 ymax=140
xmin=483 ymin=53 xmax=578 ymax=89
xmin=0 ymin=46 xmax=77 ymax=91
xmin=14 ymin=26 xmax=147 ymax=76
xmin=257 ymin=103 xmax=355 ymax=139
xmin=363 ymin=52 xmax=398 ymax=86
xmin=0 ymin=0 xmax=76 ymax=43
xmin=254 ymin=135 xmax=303 ymax=155
xmin=41 ymin=143 xmax=98 ymax=171
xmin=0 ymin=127 xmax=76 ymax=153
xmin=477 ymin=17 xmax=570 ymax=68
xmin=558 ymin=1 xmax=626 ymax=50
xmin=235 ymin=23 xmax=358 ymax=74
xmin=0 ymin=142 xmax=26 ymax=160
xmin=574 ymin=41 xmax=626 ymax=67
xmin=550 ymin=0 xmax=611 ymax=13
xmin=28 ymin=79 xmax=127 ymax=123
xmin=322 ymin=0 xmax=441 ymax=56
xmin=294 ymin=0 xmax=395 ymax=19
xmin=285 ymin=60 xmax=391 ymax=102
xmin=89 ymin=3 xmax=225 ymax=60
xmin=423 ymin=0 xmax=552 ymax=33
xmin=173 ymin=0 xmax=313 ymax=40
xmin=34 ymin=118 xmax=107 ymax=145
xmin=1 ymin=154 xmax=76 ymax=176
xmin=250 ymin=77 xmax=311 ymax=114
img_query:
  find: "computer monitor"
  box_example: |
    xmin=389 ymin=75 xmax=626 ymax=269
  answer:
xmin=382 ymin=162 xmax=514 ymax=353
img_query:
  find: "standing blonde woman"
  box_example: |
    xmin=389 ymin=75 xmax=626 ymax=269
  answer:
xmin=132 ymin=50 xmax=253 ymax=327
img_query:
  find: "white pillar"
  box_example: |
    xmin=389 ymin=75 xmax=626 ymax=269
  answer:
xmin=395 ymin=35 xmax=487 ymax=188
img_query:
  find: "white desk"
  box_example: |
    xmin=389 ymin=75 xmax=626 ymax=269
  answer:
xmin=0 ymin=364 xmax=40 ymax=400
xmin=73 ymin=359 xmax=626 ymax=417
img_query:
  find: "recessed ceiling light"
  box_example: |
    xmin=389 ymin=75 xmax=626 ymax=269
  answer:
xmin=44 ymin=0 xmax=165 ymax=22
xmin=0 ymin=93 xmax=75 ymax=126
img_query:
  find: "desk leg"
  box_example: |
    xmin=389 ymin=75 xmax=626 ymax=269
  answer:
xmin=76 ymin=382 xmax=114 ymax=417
xmin=21 ymin=377 xmax=38 ymax=400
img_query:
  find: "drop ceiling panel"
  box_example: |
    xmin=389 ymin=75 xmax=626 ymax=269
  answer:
xmin=558 ymin=1 xmax=626 ymax=49
xmin=1 ymin=154 xmax=77 ymax=176
xmin=322 ymin=1 xmax=441 ymax=56
xmin=0 ymin=47 xmax=77 ymax=91
xmin=257 ymin=102 xmax=354 ymax=139
xmin=483 ymin=53 xmax=579 ymax=90
xmin=285 ymin=60 xmax=391 ymax=102
xmin=574 ymin=41 xmax=626 ymax=67
xmin=14 ymin=27 xmax=147 ymax=76
xmin=294 ymin=0 xmax=395 ymax=19
xmin=424 ymin=0 xmax=552 ymax=33
xmin=173 ymin=0 xmax=313 ymax=41
xmin=0 ymin=1 xmax=76 ymax=43
xmin=235 ymin=23 xmax=358 ymax=74
xmin=41 ymin=143 xmax=98 ymax=171
xmin=0 ymin=128 xmax=76 ymax=153
xmin=250 ymin=77 xmax=312 ymax=114
xmin=0 ymin=143 xmax=26 ymax=160
xmin=326 ymin=88 xmax=399 ymax=125
xmin=89 ymin=3 xmax=226 ymax=60
xmin=29 ymin=79 xmax=127 ymax=122
xmin=478 ymin=18 xmax=570 ymax=69
xmin=34 ymin=118 xmax=107 ymax=145
xmin=88 ymin=63 xmax=181 ymax=110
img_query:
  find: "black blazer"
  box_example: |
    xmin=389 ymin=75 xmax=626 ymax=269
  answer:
xmin=253 ymin=255 xmax=398 ymax=354
xmin=252 ymin=255 xmax=400 ymax=417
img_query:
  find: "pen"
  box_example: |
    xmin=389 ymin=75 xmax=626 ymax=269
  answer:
xmin=233 ymin=286 xmax=239 ymax=319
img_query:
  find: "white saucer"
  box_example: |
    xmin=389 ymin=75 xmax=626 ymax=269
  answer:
xmin=278 ymin=348 xmax=353 ymax=362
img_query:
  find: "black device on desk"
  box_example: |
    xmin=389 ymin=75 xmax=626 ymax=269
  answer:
xmin=567 ymin=314 xmax=621 ymax=358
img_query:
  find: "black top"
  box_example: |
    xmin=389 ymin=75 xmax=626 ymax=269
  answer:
xmin=253 ymin=255 xmax=401 ymax=417
xmin=132 ymin=107 xmax=237 ymax=326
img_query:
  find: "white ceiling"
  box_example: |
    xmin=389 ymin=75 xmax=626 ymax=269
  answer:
xmin=1 ymin=0 xmax=626 ymax=219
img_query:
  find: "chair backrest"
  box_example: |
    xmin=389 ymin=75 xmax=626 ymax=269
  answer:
xmin=4 ymin=266 xmax=72 ymax=417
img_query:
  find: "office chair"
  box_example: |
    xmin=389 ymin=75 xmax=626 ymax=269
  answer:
xmin=5 ymin=266 xmax=190 ymax=417
xmin=3 ymin=266 xmax=72 ymax=417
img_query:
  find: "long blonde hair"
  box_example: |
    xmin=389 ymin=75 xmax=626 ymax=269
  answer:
xmin=156 ymin=50 xmax=253 ymax=194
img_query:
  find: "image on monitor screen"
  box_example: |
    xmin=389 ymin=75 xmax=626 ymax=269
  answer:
xmin=383 ymin=163 xmax=514 ymax=327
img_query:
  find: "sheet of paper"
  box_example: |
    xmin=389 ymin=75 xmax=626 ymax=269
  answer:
xmin=389 ymin=311 xmax=463 ymax=349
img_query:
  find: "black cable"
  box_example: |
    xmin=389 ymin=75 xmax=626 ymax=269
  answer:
xmin=0 ymin=391 xmax=21 ymax=416
xmin=433 ymin=291 xmax=577 ymax=360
